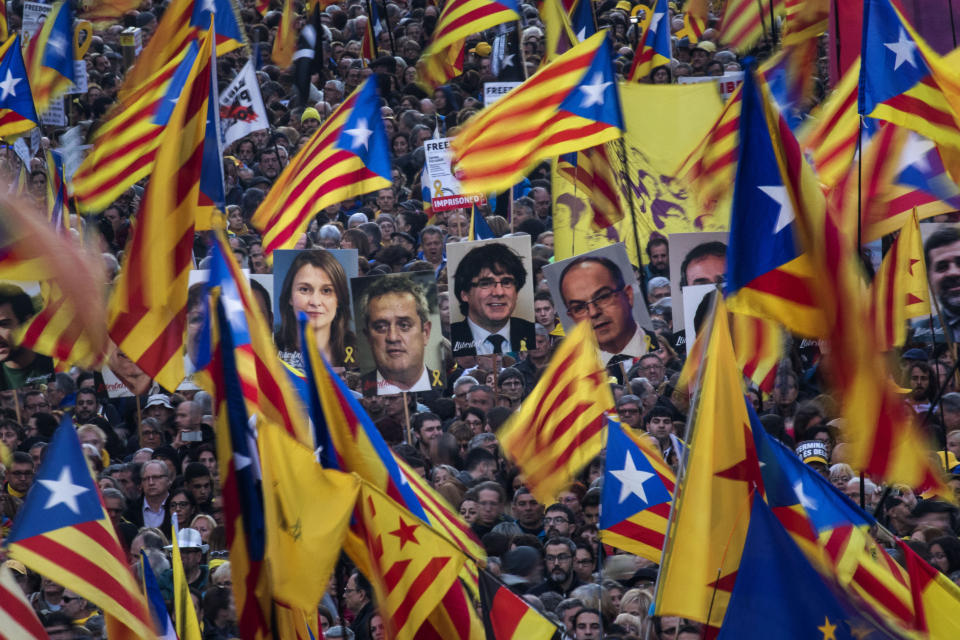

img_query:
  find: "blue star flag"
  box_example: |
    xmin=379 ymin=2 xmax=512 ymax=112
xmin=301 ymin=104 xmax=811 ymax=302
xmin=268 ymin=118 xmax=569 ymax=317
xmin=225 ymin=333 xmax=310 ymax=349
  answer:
xmin=335 ymin=76 xmax=391 ymax=180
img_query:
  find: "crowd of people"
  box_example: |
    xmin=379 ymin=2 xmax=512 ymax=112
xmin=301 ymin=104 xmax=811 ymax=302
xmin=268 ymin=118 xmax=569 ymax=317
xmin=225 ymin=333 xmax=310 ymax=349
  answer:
xmin=0 ymin=0 xmax=959 ymax=638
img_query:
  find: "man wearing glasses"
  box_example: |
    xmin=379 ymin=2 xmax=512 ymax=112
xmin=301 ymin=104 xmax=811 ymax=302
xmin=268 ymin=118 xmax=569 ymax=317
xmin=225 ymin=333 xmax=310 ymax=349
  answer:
xmin=559 ymin=256 xmax=651 ymax=365
xmin=529 ymin=537 xmax=584 ymax=597
xmin=451 ymin=243 xmax=534 ymax=357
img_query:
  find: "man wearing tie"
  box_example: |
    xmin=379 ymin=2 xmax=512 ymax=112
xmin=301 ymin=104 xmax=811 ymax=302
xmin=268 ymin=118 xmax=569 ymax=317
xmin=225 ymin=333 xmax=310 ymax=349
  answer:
xmin=450 ymin=242 xmax=534 ymax=357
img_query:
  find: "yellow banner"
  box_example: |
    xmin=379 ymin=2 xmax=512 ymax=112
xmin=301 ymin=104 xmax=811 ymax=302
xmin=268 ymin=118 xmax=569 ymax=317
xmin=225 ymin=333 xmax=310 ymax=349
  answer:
xmin=554 ymin=82 xmax=728 ymax=265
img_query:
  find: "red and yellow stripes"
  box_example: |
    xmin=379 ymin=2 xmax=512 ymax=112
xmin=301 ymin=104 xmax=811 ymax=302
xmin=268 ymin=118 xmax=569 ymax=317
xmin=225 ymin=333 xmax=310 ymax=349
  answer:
xmin=678 ymin=87 xmax=742 ymax=213
xmin=417 ymin=0 xmax=518 ymax=88
xmin=798 ymin=58 xmax=860 ymax=189
xmin=498 ymin=321 xmax=613 ymax=504
xmin=601 ymin=428 xmax=675 ymax=563
xmin=452 ymin=32 xmax=621 ymax=194
xmin=556 ymin=143 xmax=624 ymax=230
xmin=731 ymin=312 xmax=782 ymax=392
xmin=9 ymin=519 xmax=154 ymax=637
xmin=251 ymin=89 xmax=392 ymax=257
xmin=0 ymin=564 xmax=47 ymax=639
xmin=107 ymin=28 xmax=214 ymax=392
xmin=72 ymin=46 xmax=190 ymax=212
xmin=718 ymin=0 xmax=785 ymax=52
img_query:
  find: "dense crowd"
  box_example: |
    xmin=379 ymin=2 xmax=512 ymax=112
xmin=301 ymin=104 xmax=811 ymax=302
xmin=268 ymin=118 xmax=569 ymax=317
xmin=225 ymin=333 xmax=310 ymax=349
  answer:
xmin=0 ymin=0 xmax=959 ymax=638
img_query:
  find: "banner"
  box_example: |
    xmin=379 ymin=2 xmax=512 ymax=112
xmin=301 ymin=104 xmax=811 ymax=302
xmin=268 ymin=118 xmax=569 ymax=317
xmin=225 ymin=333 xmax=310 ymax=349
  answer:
xmin=423 ymin=137 xmax=485 ymax=212
xmin=219 ymin=60 xmax=269 ymax=147
xmin=553 ymin=82 xmax=726 ymax=265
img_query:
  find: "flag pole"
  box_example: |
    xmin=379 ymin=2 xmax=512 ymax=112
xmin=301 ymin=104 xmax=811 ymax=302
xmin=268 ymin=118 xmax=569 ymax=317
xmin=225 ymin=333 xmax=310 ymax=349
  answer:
xmin=650 ymin=287 xmax=720 ymax=615
xmin=365 ymin=0 xmax=379 ymax=58
xmin=402 ymin=391 xmax=413 ymax=444
xmin=616 ymin=135 xmax=645 ymax=280
xmin=856 ymin=114 xmax=866 ymax=510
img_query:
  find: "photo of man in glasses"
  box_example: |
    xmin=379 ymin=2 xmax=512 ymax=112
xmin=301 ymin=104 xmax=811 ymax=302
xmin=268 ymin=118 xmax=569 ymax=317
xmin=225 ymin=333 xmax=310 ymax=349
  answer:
xmin=546 ymin=244 xmax=654 ymax=366
xmin=449 ymin=240 xmax=535 ymax=357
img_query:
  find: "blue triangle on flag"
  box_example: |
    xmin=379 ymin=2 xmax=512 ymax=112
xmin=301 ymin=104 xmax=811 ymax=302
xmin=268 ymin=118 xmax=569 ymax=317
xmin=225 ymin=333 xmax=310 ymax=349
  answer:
xmin=725 ymin=64 xmax=799 ymax=294
xmin=336 ymin=77 xmax=391 ymax=180
xmin=600 ymin=418 xmax=671 ymax=528
xmin=558 ymin=35 xmax=623 ymax=130
xmin=6 ymin=419 xmax=105 ymax=542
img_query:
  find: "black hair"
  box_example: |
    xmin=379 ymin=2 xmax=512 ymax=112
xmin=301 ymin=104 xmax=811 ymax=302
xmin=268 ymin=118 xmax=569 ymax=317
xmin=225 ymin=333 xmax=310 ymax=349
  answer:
xmin=0 ymin=283 xmax=34 ymax=323
xmin=680 ymin=241 xmax=727 ymax=287
xmin=464 ymin=446 xmax=496 ymax=471
xmin=453 ymin=243 xmax=527 ymax=316
xmin=642 ymin=405 xmax=674 ymax=426
xmin=924 ymin=226 xmax=960 ymax=267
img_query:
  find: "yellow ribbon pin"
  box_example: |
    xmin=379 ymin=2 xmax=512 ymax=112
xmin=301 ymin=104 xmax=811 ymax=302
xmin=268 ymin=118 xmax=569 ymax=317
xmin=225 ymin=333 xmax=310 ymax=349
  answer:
xmin=343 ymin=346 xmax=355 ymax=364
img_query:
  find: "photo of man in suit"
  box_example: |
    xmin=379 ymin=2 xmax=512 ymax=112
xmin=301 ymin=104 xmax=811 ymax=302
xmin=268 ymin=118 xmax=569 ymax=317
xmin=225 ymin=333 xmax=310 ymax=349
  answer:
xmin=357 ymin=274 xmax=444 ymax=396
xmin=450 ymin=242 xmax=535 ymax=357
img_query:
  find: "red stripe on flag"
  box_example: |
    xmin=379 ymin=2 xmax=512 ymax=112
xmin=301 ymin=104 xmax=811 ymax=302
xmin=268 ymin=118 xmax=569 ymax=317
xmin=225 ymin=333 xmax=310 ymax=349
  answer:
xmin=391 ymin=556 xmax=453 ymax=631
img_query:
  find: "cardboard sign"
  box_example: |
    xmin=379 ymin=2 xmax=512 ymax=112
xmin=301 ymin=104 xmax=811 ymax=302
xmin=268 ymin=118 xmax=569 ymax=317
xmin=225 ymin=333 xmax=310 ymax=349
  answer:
xmin=483 ymin=81 xmax=521 ymax=106
xmin=423 ymin=137 xmax=486 ymax=212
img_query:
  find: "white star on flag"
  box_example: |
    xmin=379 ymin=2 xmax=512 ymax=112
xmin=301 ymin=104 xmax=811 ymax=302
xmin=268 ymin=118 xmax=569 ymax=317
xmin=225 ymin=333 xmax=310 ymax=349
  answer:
xmin=579 ymin=72 xmax=612 ymax=108
xmin=649 ymin=10 xmax=664 ymax=34
xmin=345 ymin=118 xmax=373 ymax=150
xmin=610 ymin=452 xmax=655 ymax=504
xmin=502 ymin=53 xmax=515 ymax=68
xmin=39 ymin=467 xmax=89 ymax=514
xmin=48 ymin=34 xmax=68 ymax=57
xmin=884 ymin=28 xmax=918 ymax=71
xmin=793 ymin=480 xmax=817 ymax=511
xmin=0 ymin=70 xmax=21 ymax=100
xmin=897 ymin=133 xmax=935 ymax=174
xmin=758 ymin=185 xmax=795 ymax=234
xmin=221 ymin=287 xmax=247 ymax=335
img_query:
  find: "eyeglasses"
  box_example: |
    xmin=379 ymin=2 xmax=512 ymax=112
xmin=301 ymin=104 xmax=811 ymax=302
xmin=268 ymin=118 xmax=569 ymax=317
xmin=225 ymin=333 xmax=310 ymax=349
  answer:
xmin=543 ymin=516 xmax=568 ymax=525
xmin=566 ymin=287 xmax=625 ymax=317
xmin=545 ymin=553 xmax=572 ymax=563
xmin=343 ymin=587 xmax=359 ymax=594
xmin=470 ymin=277 xmax=517 ymax=291
xmin=61 ymin=596 xmax=79 ymax=603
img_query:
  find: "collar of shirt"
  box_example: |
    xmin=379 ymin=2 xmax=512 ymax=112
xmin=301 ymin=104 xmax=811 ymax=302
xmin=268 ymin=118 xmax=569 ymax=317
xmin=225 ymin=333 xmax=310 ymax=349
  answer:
xmin=598 ymin=326 xmax=648 ymax=365
xmin=376 ymin=367 xmax=431 ymax=394
xmin=466 ymin=317 xmax=511 ymax=355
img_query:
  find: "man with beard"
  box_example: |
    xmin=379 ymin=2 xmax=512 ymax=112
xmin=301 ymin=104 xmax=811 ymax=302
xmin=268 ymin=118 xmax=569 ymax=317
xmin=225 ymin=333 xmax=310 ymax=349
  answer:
xmin=645 ymin=236 xmax=670 ymax=280
xmin=528 ymin=537 xmax=584 ymax=597
xmin=923 ymin=227 xmax=960 ymax=342
xmin=0 ymin=284 xmax=54 ymax=390
xmin=542 ymin=503 xmax=576 ymax=538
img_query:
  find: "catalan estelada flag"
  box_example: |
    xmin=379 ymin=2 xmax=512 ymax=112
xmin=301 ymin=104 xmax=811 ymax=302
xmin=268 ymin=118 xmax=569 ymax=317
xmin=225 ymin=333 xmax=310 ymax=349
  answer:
xmin=803 ymin=115 xmax=947 ymax=498
xmin=107 ymin=26 xmax=214 ymax=391
xmin=654 ymin=295 xmax=761 ymax=631
xmin=121 ymin=0 xmax=245 ymax=94
xmin=600 ymin=417 xmax=674 ymax=563
xmin=724 ymin=62 xmax=827 ymax=338
xmin=870 ymin=210 xmax=930 ymax=350
xmin=170 ymin=516 xmax=202 ymax=640
xmin=478 ymin=569 xmax=557 ymax=640
xmin=627 ymin=0 xmax=670 ymax=81
xmin=859 ymin=0 xmax=960 ymax=152
xmin=72 ymin=42 xmax=199 ymax=213
xmin=299 ymin=318 xmax=485 ymax=640
xmin=417 ymin=0 xmax=519 ymax=89
xmin=497 ymin=321 xmax=613 ymax=504
xmin=717 ymin=493 xmax=903 ymax=640
xmin=0 ymin=35 xmax=37 ymax=139
xmin=141 ymin=550 xmax=177 ymax=640
xmin=452 ymin=31 xmax=623 ymax=195
xmin=22 ymin=1 xmax=75 ymax=114
xmin=4 ymin=421 xmax=154 ymax=638
xmin=344 ymin=480 xmax=468 ymax=640
xmin=252 ymin=76 xmax=392 ymax=258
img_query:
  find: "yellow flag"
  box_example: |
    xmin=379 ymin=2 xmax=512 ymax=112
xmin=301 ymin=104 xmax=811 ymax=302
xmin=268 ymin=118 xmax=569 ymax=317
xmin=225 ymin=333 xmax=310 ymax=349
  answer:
xmin=553 ymin=82 xmax=726 ymax=265
xmin=497 ymin=321 xmax=613 ymax=504
xmin=654 ymin=295 xmax=759 ymax=629
xmin=870 ymin=211 xmax=932 ymax=350
xmin=172 ymin=518 xmax=203 ymax=640
xmin=259 ymin=420 xmax=360 ymax=612
xmin=343 ymin=481 xmax=467 ymax=640
xmin=272 ymin=0 xmax=297 ymax=68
